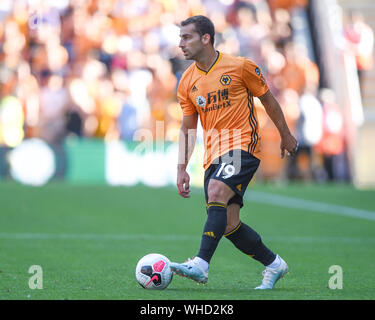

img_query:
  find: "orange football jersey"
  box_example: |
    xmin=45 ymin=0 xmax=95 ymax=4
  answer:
xmin=177 ymin=51 xmax=269 ymax=170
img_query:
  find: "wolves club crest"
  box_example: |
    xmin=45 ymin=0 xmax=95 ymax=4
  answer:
xmin=220 ymin=74 xmax=231 ymax=85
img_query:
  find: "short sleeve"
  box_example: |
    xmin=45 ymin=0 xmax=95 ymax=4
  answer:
xmin=177 ymin=77 xmax=197 ymax=116
xmin=242 ymin=59 xmax=269 ymax=97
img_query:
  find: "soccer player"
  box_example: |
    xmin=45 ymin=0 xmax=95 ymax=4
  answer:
xmin=171 ymin=15 xmax=298 ymax=289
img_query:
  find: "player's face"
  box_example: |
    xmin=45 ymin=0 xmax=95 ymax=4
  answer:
xmin=179 ymin=23 xmax=204 ymax=60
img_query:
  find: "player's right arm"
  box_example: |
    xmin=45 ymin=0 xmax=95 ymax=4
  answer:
xmin=177 ymin=113 xmax=198 ymax=198
xmin=176 ymin=68 xmax=198 ymax=198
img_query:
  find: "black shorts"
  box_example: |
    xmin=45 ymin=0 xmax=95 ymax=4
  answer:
xmin=204 ymin=150 xmax=260 ymax=208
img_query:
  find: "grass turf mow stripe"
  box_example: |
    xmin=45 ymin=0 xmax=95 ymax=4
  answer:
xmin=1 ymin=232 xmax=374 ymax=244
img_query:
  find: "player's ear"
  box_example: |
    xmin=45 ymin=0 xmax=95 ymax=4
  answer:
xmin=201 ymin=33 xmax=211 ymax=45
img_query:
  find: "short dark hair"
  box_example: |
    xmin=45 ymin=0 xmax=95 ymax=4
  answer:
xmin=180 ymin=15 xmax=215 ymax=46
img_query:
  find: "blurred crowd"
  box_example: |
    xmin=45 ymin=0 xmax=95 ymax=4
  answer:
xmin=0 ymin=0 xmax=373 ymax=181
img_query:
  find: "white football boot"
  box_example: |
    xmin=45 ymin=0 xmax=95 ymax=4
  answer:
xmin=170 ymin=258 xmax=208 ymax=284
xmin=255 ymin=255 xmax=289 ymax=289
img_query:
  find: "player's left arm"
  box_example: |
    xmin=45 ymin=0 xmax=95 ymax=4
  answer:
xmin=259 ymin=90 xmax=298 ymax=158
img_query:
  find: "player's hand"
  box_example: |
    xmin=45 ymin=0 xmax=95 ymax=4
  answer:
xmin=177 ymin=169 xmax=191 ymax=198
xmin=280 ymin=133 xmax=298 ymax=158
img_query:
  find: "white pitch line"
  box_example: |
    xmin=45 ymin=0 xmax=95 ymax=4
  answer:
xmin=189 ymin=187 xmax=375 ymax=222
xmin=244 ymin=191 xmax=375 ymax=222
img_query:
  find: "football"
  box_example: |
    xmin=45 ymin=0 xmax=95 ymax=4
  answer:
xmin=135 ymin=253 xmax=173 ymax=290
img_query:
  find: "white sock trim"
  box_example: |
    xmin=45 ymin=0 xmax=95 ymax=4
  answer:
xmin=266 ymin=254 xmax=281 ymax=269
xmin=193 ymin=256 xmax=209 ymax=272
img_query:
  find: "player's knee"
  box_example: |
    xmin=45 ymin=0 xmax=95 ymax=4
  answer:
xmin=207 ymin=180 xmax=233 ymax=203
xmin=207 ymin=186 xmax=226 ymax=203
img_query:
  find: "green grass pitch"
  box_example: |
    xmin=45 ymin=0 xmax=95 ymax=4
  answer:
xmin=0 ymin=182 xmax=374 ymax=300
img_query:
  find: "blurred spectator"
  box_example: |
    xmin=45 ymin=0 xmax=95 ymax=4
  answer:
xmin=118 ymin=99 xmax=138 ymax=141
xmin=344 ymin=11 xmax=374 ymax=89
xmin=0 ymin=95 xmax=24 ymax=147
xmin=315 ymin=88 xmax=347 ymax=181
xmin=234 ymin=4 xmax=269 ymax=61
xmin=279 ymin=42 xmax=306 ymax=95
xmin=270 ymin=8 xmax=292 ymax=47
xmin=65 ymin=106 xmax=83 ymax=138
xmin=289 ymin=86 xmax=323 ymax=181
xmin=259 ymin=39 xmax=286 ymax=95
xmin=147 ymin=58 xmax=177 ymax=139
xmin=39 ymin=73 xmax=69 ymax=144
xmin=268 ymin=0 xmax=308 ymax=12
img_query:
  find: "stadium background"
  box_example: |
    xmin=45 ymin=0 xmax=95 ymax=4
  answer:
xmin=1 ymin=0 xmax=375 ymax=302
xmin=0 ymin=0 xmax=374 ymax=188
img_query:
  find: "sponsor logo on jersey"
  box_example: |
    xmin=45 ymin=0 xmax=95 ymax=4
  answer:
xmin=196 ymin=95 xmax=206 ymax=108
xmin=195 ymin=89 xmax=231 ymax=112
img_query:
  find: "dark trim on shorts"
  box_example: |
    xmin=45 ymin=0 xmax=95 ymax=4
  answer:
xmin=246 ymin=89 xmax=259 ymax=154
